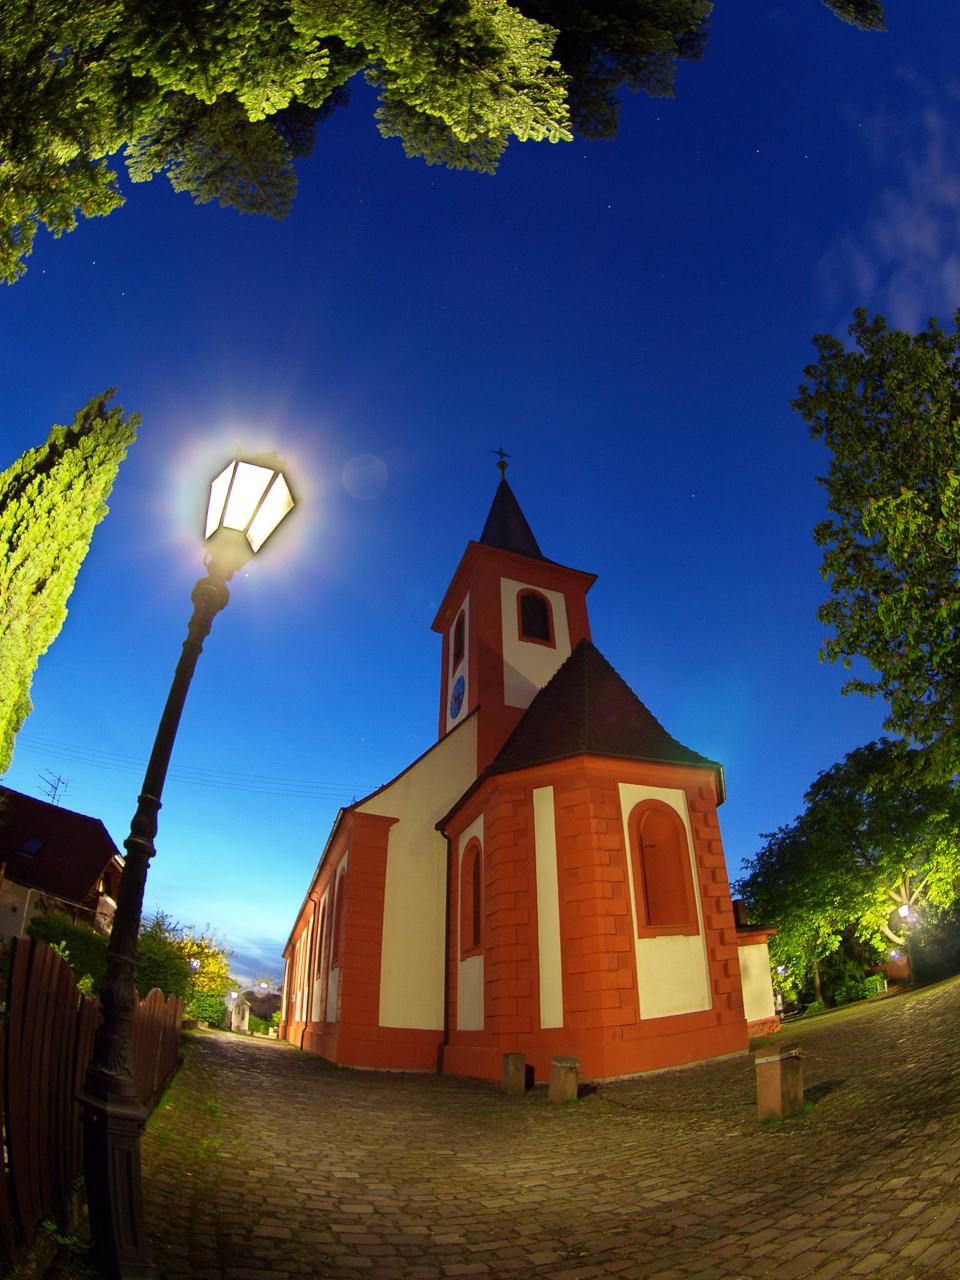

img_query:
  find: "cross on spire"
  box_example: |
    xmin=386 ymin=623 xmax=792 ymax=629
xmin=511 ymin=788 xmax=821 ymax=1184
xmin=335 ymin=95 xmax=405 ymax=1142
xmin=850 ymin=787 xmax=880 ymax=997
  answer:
xmin=493 ymin=446 xmax=510 ymax=478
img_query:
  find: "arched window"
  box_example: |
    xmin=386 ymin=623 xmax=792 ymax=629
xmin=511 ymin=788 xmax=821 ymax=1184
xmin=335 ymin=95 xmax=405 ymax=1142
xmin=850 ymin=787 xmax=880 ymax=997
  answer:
xmin=518 ymin=590 xmax=553 ymax=644
xmin=331 ymin=867 xmax=347 ymax=967
xmin=460 ymin=840 xmax=483 ymax=957
xmin=471 ymin=847 xmax=481 ymax=948
xmin=452 ymin=611 xmax=465 ymax=670
xmin=315 ymin=903 xmax=326 ymax=979
xmin=629 ymin=802 xmax=697 ymax=936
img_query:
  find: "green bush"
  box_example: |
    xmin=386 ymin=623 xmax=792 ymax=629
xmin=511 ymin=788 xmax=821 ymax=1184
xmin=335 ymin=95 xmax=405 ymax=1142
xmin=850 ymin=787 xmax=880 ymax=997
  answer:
xmin=833 ymin=977 xmax=866 ymax=1006
xmin=270 ymin=1009 xmax=281 ymax=1029
xmin=248 ymin=1015 xmax=272 ymax=1034
xmin=134 ymin=930 xmax=191 ymax=999
xmin=190 ymin=992 xmax=226 ymax=1024
xmin=27 ymin=912 xmax=108 ymax=990
xmin=802 ymin=1000 xmax=828 ymax=1018
xmin=863 ymin=974 xmax=886 ymax=997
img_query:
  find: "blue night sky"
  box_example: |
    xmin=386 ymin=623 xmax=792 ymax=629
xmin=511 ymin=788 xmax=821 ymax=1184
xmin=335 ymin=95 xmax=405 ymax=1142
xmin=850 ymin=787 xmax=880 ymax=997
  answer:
xmin=0 ymin=2 xmax=955 ymax=983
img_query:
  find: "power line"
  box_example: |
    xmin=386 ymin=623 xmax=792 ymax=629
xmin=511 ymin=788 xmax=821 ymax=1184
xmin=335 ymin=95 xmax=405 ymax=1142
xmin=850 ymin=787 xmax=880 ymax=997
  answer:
xmin=14 ymin=734 xmax=376 ymax=802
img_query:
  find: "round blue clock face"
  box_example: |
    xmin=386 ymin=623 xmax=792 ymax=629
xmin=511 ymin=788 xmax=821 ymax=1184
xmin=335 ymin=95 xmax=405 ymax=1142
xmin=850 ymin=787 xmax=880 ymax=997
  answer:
xmin=449 ymin=675 xmax=465 ymax=719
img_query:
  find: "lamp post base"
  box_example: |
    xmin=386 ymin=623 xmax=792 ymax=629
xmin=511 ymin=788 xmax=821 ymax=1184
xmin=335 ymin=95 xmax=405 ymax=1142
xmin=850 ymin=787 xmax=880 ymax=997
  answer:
xmin=79 ymin=1093 xmax=156 ymax=1280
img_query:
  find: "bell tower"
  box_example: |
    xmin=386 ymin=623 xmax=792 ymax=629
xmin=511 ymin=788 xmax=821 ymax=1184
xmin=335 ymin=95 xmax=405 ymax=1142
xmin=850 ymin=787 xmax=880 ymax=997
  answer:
xmin=432 ymin=459 xmax=597 ymax=773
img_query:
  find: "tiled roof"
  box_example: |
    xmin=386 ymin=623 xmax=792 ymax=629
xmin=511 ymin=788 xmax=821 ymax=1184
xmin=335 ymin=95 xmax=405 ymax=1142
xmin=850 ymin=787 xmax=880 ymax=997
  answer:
xmin=479 ymin=479 xmax=544 ymax=560
xmin=0 ymin=788 xmax=121 ymax=904
xmin=488 ymin=639 xmax=721 ymax=778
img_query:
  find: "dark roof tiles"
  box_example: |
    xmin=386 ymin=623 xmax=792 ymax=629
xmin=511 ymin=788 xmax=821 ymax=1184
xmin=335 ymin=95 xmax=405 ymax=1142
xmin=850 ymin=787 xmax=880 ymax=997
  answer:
xmin=0 ymin=788 xmax=121 ymax=904
xmin=488 ymin=639 xmax=720 ymax=777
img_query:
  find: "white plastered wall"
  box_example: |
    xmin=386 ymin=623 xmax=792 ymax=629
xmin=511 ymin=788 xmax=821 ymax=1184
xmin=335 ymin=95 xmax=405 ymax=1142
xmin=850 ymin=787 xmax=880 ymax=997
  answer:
xmin=618 ymin=783 xmax=712 ymax=1020
xmin=456 ymin=812 xmax=485 ymax=1031
xmin=445 ymin=592 xmax=470 ymax=733
xmin=0 ymin=881 xmax=41 ymax=941
xmin=500 ymin=578 xmax=571 ymax=708
xmin=738 ymin=941 xmax=776 ymax=1023
xmin=533 ymin=786 xmax=564 ymax=1028
xmin=359 ymin=714 xmax=478 ymax=1030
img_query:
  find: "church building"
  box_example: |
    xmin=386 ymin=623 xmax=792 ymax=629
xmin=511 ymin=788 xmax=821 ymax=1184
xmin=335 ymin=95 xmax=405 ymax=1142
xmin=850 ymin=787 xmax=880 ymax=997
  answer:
xmin=280 ymin=472 xmax=777 ymax=1081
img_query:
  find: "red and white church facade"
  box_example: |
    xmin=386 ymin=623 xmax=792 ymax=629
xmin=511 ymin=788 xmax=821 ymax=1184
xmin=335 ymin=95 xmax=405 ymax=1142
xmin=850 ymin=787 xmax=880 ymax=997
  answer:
xmin=280 ymin=477 xmax=777 ymax=1080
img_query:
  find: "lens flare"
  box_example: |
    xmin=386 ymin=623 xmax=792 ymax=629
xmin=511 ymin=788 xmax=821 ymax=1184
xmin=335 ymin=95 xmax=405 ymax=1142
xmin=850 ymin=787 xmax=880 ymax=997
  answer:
xmin=342 ymin=454 xmax=388 ymax=500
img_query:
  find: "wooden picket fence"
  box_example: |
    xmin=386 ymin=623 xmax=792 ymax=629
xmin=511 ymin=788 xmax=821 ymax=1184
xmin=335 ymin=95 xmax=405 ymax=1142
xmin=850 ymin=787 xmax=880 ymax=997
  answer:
xmin=0 ymin=937 xmax=183 ymax=1269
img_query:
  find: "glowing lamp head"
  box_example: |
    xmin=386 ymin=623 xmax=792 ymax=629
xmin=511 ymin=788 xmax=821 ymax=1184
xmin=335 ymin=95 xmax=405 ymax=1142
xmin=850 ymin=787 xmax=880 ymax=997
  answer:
xmin=229 ymin=992 xmax=238 ymax=1000
xmin=898 ymin=904 xmax=910 ymax=919
xmin=259 ymin=982 xmax=268 ymax=989
xmin=204 ymin=453 xmax=295 ymax=576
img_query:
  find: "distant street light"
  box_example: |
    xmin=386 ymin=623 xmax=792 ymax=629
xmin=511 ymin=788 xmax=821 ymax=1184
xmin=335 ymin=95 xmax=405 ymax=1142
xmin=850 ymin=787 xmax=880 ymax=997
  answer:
xmin=898 ymin=904 xmax=911 ymax=919
xmin=79 ymin=453 xmax=296 ymax=1279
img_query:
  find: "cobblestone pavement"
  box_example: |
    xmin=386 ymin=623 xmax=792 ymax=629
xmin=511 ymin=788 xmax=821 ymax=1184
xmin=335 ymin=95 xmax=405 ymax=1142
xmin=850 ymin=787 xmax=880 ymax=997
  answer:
xmin=142 ymin=976 xmax=960 ymax=1280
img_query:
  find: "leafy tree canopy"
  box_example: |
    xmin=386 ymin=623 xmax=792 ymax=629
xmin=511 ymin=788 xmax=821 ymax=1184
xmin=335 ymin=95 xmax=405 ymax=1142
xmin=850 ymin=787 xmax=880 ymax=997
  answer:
xmin=793 ymin=308 xmax=960 ymax=786
xmin=1 ymin=0 xmax=883 ymax=282
xmin=0 ymin=390 xmax=138 ymax=774
xmin=143 ymin=911 xmax=235 ymax=1003
xmin=736 ymin=739 xmax=960 ymax=988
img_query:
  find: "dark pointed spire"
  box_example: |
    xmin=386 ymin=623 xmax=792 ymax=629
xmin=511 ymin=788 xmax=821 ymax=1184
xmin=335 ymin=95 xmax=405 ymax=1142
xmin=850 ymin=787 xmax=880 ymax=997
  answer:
xmin=479 ymin=478 xmax=544 ymax=560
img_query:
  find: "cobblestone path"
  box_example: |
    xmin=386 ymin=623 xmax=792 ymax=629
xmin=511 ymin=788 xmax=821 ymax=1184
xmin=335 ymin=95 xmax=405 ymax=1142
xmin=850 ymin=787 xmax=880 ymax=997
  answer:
xmin=142 ymin=976 xmax=960 ymax=1280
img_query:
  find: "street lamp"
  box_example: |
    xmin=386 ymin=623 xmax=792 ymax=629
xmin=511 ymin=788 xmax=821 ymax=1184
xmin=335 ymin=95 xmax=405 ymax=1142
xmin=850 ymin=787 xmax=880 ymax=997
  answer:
xmin=79 ymin=453 xmax=296 ymax=1280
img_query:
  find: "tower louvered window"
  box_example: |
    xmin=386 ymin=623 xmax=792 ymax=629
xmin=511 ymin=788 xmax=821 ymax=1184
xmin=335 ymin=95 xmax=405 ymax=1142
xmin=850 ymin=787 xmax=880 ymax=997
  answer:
xmin=520 ymin=591 xmax=551 ymax=641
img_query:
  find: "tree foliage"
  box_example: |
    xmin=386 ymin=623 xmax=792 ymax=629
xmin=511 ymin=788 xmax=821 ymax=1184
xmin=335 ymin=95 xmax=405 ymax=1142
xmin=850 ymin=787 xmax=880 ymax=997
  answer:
xmin=24 ymin=908 xmax=237 ymax=1002
xmin=0 ymin=0 xmax=883 ymax=282
xmin=0 ymin=390 xmax=138 ymax=775
xmin=793 ymin=309 xmax=960 ymax=786
xmin=142 ymin=912 xmax=235 ymax=1008
xmin=736 ymin=739 xmax=960 ymax=988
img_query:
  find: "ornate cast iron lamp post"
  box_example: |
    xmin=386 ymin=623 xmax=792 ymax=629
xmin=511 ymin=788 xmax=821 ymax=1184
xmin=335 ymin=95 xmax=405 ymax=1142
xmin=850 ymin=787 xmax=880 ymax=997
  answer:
xmin=79 ymin=455 xmax=296 ymax=1279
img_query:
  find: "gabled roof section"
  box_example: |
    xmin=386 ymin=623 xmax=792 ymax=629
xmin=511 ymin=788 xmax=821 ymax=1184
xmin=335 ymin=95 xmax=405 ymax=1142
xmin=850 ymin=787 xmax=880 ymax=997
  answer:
xmin=0 ymin=788 xmax=122 ymax=904
xmin=479 ymin=479 xmax=544 ymax=560
xmin=486 ymin=638 xmax=723 ymax=786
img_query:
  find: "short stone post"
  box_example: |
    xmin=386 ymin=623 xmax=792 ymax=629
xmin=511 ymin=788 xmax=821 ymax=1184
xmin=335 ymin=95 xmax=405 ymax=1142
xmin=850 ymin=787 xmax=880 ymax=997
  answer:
xmin=755 ymin=1045 xmax=803 ymax=1121
xmin=549 ymin=1055 xmax=579 ymax=1104
xmin=502 ymin=1053 xmax=526 ymax=1095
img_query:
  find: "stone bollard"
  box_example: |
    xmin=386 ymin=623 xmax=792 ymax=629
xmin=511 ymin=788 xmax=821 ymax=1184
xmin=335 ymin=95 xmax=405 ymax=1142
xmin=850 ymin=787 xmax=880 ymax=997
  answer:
xmin=549 ymin=1056 xmax=579 ymax=1104
xmin=502 ymin=1053 xmax=527 ymax=1095
xmin=755 ymin=1045 xmax=803 ymax=1121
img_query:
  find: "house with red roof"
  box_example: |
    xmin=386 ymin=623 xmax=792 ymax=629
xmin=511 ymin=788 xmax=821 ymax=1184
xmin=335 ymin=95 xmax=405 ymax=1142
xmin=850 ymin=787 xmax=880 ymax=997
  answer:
xmin=280 ymin=476 xmax=778 ymax=1081
xmin=0 ymin=788 xmax=123 ymax=938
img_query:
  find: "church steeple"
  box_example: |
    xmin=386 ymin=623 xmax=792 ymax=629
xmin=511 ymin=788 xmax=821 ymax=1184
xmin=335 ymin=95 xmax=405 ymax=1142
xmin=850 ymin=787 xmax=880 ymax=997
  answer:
xmin=432 ymin=464 xmax=597 ymax=772
xmin=478 ymin=479 xmax=545 ymax=560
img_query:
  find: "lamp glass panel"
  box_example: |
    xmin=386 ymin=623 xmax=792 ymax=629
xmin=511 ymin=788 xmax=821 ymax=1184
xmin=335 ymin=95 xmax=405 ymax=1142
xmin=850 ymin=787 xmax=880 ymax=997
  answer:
xmin=205 ymin=461 xmax=235 ymax=538
xmin=223 ymin=462 xmax=273 ymax=531
xmin=246 ymin=473 xmax=294 ymax=551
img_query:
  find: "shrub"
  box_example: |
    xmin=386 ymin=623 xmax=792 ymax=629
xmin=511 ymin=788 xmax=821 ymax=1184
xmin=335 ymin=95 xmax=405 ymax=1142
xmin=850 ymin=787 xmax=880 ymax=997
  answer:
xmin=863 ymin=974 xmax=886 ymax=997
xmin=833 ymin=977 xmax=866 ymax=1006
xmin=190 ymin=992 xmax=226 ymax=1024
xmin=248 ymin=1015 xmax=272 ymax=1034
xmin=27 ymin=912 xmax=108 ymax=990
xmin=270 ymin=1009 xmax=281 ymax=1029
xmin=134 ymin=930 xmax=191 ymax=999
xmin=802 ymin=1000 xmax=828 ymax=1018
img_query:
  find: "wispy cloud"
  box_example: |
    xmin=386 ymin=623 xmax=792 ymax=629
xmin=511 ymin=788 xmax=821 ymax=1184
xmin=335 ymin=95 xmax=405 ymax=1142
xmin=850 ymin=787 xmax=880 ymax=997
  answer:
xmin=819 ymin=99 xmax=960 ymax=332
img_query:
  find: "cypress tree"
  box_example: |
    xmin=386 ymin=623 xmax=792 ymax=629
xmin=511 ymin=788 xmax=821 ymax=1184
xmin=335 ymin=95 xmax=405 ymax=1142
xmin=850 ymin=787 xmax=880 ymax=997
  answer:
xmin=0 ymin=390 xmax=138 ymax=774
